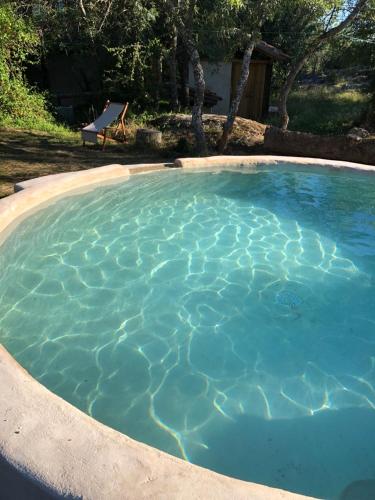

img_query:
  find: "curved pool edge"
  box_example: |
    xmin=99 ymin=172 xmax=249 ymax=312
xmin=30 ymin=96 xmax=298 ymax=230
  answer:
xmin=4 ymin=154 xmax=374 ymax=499
xmin=0 ymin=345 xmax=312 ymax=499
xmin=0 ymin=162 xmax=168 ymax=246
xmin=175 ymin=154 xmax=375 ymax=172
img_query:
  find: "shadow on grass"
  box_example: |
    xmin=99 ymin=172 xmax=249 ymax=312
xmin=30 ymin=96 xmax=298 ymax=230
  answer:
xmin=0 ymin=129 xmax=173 ymax=198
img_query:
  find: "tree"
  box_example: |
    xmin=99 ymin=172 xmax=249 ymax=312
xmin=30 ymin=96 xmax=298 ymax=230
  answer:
xmin=168 ymin=21 xmax=179 ymax=110
xmin=0 ymin=2 xmax=47 ymax=124
xmin=215 ymin=0 xmax=280 ymax=153
xmin=165 ymin=0 xmax=280 ymax=155
xmin=26 ymin=0 xmax=165 ymax=110
xmin=278 ymin=0 xmax=369 ymax=130
xmin=167 ymin=0 xmax=208 ymax=155
xmin=165 ymin=0 xmax=180 ymax=111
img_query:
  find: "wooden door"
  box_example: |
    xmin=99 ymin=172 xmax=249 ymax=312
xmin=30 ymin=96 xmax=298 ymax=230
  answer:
xmin=231 ymin=61 xmax=266 ymax=120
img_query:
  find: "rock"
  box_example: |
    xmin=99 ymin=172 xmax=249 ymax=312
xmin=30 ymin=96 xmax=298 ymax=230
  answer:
xmin=347 ymin=127 xmax=370 ymax=141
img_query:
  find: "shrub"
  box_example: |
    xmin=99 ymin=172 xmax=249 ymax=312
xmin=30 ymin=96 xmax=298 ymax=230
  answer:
xmin=0 ymin=3 xmax=69 ymax=135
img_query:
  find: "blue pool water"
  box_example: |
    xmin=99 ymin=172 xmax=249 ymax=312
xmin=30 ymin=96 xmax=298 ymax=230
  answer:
xmin=1 ymin=165 xmax=375 ymax=498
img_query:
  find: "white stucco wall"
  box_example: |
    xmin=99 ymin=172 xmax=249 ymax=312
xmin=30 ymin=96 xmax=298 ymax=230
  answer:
xmin=189 ymin=62 xmax=232 ymax=114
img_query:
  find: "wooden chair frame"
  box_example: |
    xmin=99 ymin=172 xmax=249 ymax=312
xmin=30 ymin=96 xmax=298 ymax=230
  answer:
xmin=83 ymin=100 xmax=129 ymax=150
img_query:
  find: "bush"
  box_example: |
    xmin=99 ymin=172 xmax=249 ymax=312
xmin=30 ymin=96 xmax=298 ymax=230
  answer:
xmin=0 ymin=4 xmax=70 ymax=136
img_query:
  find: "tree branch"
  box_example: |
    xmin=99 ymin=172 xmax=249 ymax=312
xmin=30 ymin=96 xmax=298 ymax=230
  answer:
xmin=318 ymin=0 xmax=368 ymax=44
xmin=78 ymin=0 xmax=87 ymax=17
xmin=323 ymin=7 xmax=338 ymax=32
xmin=98 ymin=0 xmax=114 ymax=32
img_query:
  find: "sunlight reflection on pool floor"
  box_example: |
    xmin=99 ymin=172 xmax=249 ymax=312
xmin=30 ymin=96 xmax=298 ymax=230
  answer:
xmin=1 ymin=167 xmax=375 ymax=499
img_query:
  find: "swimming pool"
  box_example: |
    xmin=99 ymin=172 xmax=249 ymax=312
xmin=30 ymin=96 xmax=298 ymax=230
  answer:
xmin=1 ymin=163 xmax=375 ymax=499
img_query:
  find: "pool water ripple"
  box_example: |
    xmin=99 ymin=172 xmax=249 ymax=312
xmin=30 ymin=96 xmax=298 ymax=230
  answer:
xmin=1 ymin=166 xmax=375 ymax=499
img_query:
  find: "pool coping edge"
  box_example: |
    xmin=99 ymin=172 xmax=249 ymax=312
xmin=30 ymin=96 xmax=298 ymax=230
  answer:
xmin=175 ymin=155 xmax=375 ymax=172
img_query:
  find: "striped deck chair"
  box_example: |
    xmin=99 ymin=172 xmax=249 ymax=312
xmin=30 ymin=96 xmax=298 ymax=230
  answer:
xmin=81 ymin=100 xmax=129 ymax=149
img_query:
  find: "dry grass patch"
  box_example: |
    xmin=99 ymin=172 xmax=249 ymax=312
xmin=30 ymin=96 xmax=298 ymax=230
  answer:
xmin=0 ymin=115 xmax=266 ymax=197
xmin=0 ymin=128 xmax=171 ymax=198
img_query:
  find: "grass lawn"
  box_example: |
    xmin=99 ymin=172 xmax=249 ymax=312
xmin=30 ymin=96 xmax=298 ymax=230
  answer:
xmin=268 ymin=85 xmax=370 ymax=135
xmin=0 ymin=115 xmax=265 ymax=198
xmin=1 ymin=89 xmax=371 ymax=199
xmin=0 ymin=128 xmax=172 ymax=199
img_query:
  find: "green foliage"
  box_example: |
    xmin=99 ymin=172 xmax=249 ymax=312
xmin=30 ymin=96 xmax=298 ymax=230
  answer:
xmin=1 ymin=0 xmax=373 ymax=137
xmin=324 ymin=0 xmax=375 ymax=70
xmin=197 ymin=0 xmax=280 ymax=61
xmin=0 ymin=87 xmax=74 ymax=137
xmin=263 ymin=0 xmax=346 ymax=88
xmin=0 ymin=3 xmax=39 ymax=110
xmin=0 ymin=4 xmax=38 ymax=69
xmin=33 ymin=0 xmax=169 ymax=110
xmin=0 ymin=3 xmax=65 ymax=133
xmin=268 ymin=86 xmax=369 ymax=134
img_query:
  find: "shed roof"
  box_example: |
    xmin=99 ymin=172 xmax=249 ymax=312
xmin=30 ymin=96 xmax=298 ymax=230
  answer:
xmin=255 ymin=41 xmax=290 ymax=61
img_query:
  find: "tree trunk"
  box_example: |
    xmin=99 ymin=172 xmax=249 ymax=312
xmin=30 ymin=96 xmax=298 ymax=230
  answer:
xmin=168 ymin=0 xmax=207 ymax=155
xmin=278 ymin=54 xmax=308 ymax=130
xmin=218 ymin=40 xmax=255 ymax=154
xmin=168 ymin=25 xmax=179 ymax=111
xmin=152 ymin=52 xmax=163 ymax=111
xmin=177 ymin=36 xmax=207 ymax=155
xmin=189 ymin=47 xmax=207 ymax=155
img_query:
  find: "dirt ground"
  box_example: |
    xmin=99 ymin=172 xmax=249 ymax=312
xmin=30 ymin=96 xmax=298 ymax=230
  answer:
xmin=0 ymin=115 xmax=266 ymax=198
xmin=0 ymin=129 xmax=171 ymax=198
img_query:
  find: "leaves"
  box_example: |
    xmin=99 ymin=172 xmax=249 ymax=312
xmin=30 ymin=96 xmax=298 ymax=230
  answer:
xmin=0 ymin=4 xmax=56 ymax=127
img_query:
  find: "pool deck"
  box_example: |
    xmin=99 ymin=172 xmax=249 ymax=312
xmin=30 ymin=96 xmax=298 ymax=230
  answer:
xmin=1 ymin=155 xmax=374 ymax=499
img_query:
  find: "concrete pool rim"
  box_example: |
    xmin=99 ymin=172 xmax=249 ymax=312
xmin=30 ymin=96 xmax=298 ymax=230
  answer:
xmin=1 ymin=155 xmax=375 ymax=499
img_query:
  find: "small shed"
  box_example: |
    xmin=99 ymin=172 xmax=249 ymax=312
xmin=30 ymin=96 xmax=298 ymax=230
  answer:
xmin=190 ymin=41 xmax=289 ymax=121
